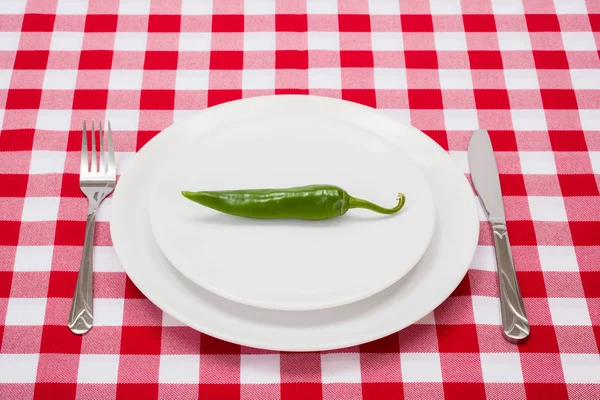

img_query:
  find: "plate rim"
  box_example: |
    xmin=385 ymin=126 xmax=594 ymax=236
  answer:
xmin=146 ymin=111 xmax=437 ymax=311
xmin=110 ymin=94 xmax=480 ymax=351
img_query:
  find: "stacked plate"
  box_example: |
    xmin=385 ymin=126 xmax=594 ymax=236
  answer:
xmin=110 ymin=95 xmax=479 ymax=351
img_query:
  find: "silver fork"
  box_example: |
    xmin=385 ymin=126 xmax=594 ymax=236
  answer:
xmin=68 ymin=121 xmax=116 ymax=335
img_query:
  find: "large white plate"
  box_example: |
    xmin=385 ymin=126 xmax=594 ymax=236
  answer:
xmin=148 ymin=111 xmax=436 ymax=310
xmin=110 ymin=95 xmax=479 ymax=351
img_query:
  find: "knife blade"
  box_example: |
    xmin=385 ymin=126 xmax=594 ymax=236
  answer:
xmin=468 ymin=129 xmax=530 ymax=344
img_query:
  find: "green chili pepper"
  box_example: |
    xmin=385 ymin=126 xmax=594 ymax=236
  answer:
xmin=181 ymin=184 xmax=406 ymax=220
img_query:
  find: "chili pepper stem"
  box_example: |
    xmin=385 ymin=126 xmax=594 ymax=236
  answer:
xmin=347 ymin=193 xmax=406 ymax=215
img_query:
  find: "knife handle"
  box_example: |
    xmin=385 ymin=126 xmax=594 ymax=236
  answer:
xmin=491 ymin=220 xmax=530 ymax=343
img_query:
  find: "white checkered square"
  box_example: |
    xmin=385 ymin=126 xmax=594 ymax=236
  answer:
xmin=94 ymin=298 xmax=125 ymax=326
xmin=244 ymin=0 xmax=275 ymax=15
xmin=519 ymin=152 xmax=557 ymax=174
xmin=528 ymin=196 xmax=567 ymax=221
xmin=503 ymin=69 xmax=539 ymax=90
xmin=242 ymin=69 xmax=275 ymax=90
xmin=449 ymin=150 xmax=469 ymax=174
xmin=548 ymin=298 xmax=592 ymax=326
xmin=569 ymin=70 xmax=600 ymax=90
xmin=5 ymin=298 xmax=47 ymax=326
xmin=240 ymin=354 xmax=281 ymax=384
xmin=579 ymin=109 xmax=600 ymax=131
xmin=434 ymin=32 xmax=467 ymax=51
xmin=0 ymin=354 xmax=39 ymax=383
xmin=307 ymin=0 xmax=337 ymax=14
xmin=21 ymin=197 xmax=61 ymax=221
xmin=553 ymin=0 xmax=589 ymax=14
xmin=56 ymin=0 xmax=88 ymax=15
xmin=14 ymin=246 xmax=53 ymax=272
xmin=511 ymin=110 xmax=548 ymax=131
xmin=0 ymin=70 xmax=12 ymax=90
xmin=78 ymin=355 xmax=120 ymax=383
xmin=470 ymin=246 xmax=496 ymax=272
xmin=50 ymin=32 xmax=84 ymax=51
xmin=181 ymin=0 xmax=213 ymax=15
xmin=307 ymin=32 xmax=340 ymax=51
xmin=29 ymin=151 xmax=67 ymax=174
xmin=430 ymin=0 xmax=462 ymax=15
xmin=114 ymin=32 xmax=148 ymax=51
xmin=118 ymin=0 xmax=151 ymax=15
xmin=368 ymin=0 xmax=400 ymax=15
xmin=490 ymin=0 xmax=524 ymax=14
xmin=538 ymin=246 xmax=579 ymax=272
xmin=373 ymin=68 xmax=407 ymax=89
xmin=43 ymin=70 xmax=78 ymax=90
xmin=444 ymin=110 xmax=479 ymax=131
xmin=0 ymin=32 xmax=20 ymax=51
xmin=321 ymin=353 xmax=361 ymax=383
xmin=93 ymin=246 xmax=124 ymax=272
xmin=371 ymin=32 xmax=403 ymax=51
xmin=400 ymin=353 xmax=443 ymax=382
xmin=109 ymin=70 xmax=144 ymax=90
xmin=415 ymin=312 xmax=436 ymax=325
xmin=159 ymin=355 xmax=201 ymax=383
xmin=480 ymin=353 xmax=524 ymax=383
xmin=560 ymin=354 xmax=600 ymax=384
xmin=561 ymin=32 xmax=597 ymax=51
xmin=497 ymin=32 xmax=532 ymax=51
xmin=4 ymin=0 xmax=27 ymax=14
xmin=590 ymin=152 xmax=600 ymax=175
xmin=179 ymin=32 xmax=211 ymax=51
xmin=472 ymin=296 xmax=501 ymax=325
xmin=439 ymin=69 xmax=473 ymax=89
xmin=104 ymin=110 xmax=140 ymax=131
xmin=309 ymin=68 xmax=342 ymax=89
xmin=244 ymin=31 xmax=276 ymax=51
xmin=176 ymin=70 xmax=210 ymax=90
xmin=36 ymin=110 xmax=72 ymax=131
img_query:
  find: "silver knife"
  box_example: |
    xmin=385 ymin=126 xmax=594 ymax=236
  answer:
xmin=468 ymin=129 xmax=530 ymax=343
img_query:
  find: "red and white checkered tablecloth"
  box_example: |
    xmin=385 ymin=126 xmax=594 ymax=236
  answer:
xmin=1 ymin=0 xmax=599 ymax=399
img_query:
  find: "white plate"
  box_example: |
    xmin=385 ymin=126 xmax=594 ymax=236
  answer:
xmin=110 ymin=95 xmax=479 ymax=351
xmin=148 ymin=112 xmax=436 ymax=310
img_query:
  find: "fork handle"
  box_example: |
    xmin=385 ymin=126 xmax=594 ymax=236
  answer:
xmin=68 ymin=209 xmax=96 ymax=334
xmin=492 ymin=220 xmax=530 ymax=343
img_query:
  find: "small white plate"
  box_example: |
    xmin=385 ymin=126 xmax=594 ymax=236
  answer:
xmin=110 ymin=95 xmax=480 ymax=352
xmin=148 ymin=113 xmax=436 ymax=311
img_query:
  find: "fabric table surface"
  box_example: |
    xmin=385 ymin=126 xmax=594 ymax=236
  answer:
xmin=1 ymin=0 xmax=599 ymax=399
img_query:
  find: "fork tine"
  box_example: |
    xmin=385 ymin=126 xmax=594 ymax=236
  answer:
xmin=107 ymin=121 xmax=116 ymax=176
xmin=81 ymin=121 xmax=88 ymax=175
xmin=91 ymin=121 xmax=97 ymax=173
xmin=99 ymin=121 xmax=105 ymax=173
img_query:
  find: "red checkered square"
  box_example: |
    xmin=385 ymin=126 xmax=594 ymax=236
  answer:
xmin=549 ymin=131 xmax=588 ymax=151
xmin=276 ymin=50 xmax=308 ymax=69
xmin=580 ymin=272 xmax=600 ymax=297
xmin=540 ymin=89 xmax=578 ymax=109
xmin=341 ymin=89 xmax=376 ymax=107
xmin=199 ymin=384 xmax=241 ymax=399
xmin=40 ymin=325 xmax=82 ymax=354
xmin=338 ymin=14 xmax=371 ymax=32
xmin=463 ymin=15 xmax=497 ymax=32
xmin=340 ymin=51 xmax=373 ymax=68
xmin=22 ymin=14 xmax=56 ymax=32
xmin=533 ymin=51 xmax=570 ymax=69
xmin=140 ymin=90 xmax=175 ymax=110
xmin=144 ymin=51 xmax=178 ymax=70
xmin=201 ymin=334 xmax=241 ymax=354
xmin=212 ymin=15 xmax=244 ymax=33
xmin=276 ymin=14 xmax=307 ymax=32
xmin=526 ymin=14 xmax=561 ymax=32
xmin=84 ymin=14 xmax=118 ymax=32
xmin=33 ymin=383 xmax=76 ymax=400
xmin=0 ymin=221 xmax=20 ymax=246
xmin=79 ymin=51 xmax=113 ymax=69
xmin=474 ymin=89 xmax=510 ymax=109
xmin=519 ymin=325 xmax=560 ymax=353
xmin=148 ymin=15 xmax=181 ymax=32
xmin=401 ymin=15 xmax=434 ymax=32
xmin=408 ymin=89 xmax=443 ymax=109
xmin=362 ymin=383 xmax=403 ymax=400
xmin=524 ymin=383 xmax=569 ymax=400
xmin=468 ymin=51 xmax=503 ymax=69
xmin=120 ymin=326 xmax=162 ymax=355
xmin=570 ymin=221 xmax=600 ymax=245
xmin=405 ymin=51 xmax=438 ymax=69
xmin=558 ymin=174 xmax=599 ymax=196
xmin=444 ymin=383 xmax=486 ymax=400
xmin=13 ymin=50 xmax=49 ymax=69
xmin=210 ymin=51 xmax=244 ymax=69
xmin=116 ymin=384 xmax=159 ymax=400
xmin=436 ymin=325 xmax=480 ymax=353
